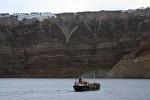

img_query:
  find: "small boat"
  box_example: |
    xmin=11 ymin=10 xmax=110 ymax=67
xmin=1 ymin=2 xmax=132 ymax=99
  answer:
xmin=73 ymin=76 xmax=100 ymax=92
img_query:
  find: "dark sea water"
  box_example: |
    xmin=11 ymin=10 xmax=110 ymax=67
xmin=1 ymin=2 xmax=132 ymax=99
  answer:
xmin=0 ymin=78 xmax=150 ymax=100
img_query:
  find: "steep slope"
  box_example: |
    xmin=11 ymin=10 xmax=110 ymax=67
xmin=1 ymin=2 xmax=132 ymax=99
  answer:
xmin=0 ymin=10 xmax=150 ymax=78
xmin=108 ymin=32 xmax=150 ymax=78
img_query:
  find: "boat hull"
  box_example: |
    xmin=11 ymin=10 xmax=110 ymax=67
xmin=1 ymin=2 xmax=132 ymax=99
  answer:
xmin=73 ymin=86 xmax=90 ymax=91
xmin=73 ymin=84 xmax=100 ymax=92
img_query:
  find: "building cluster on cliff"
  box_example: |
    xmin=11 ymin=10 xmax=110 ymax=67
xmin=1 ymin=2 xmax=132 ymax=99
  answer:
xmin=0 ymin=12 xmax=56 ymax=21
xmin=0 ymin=7 xmax=150 ymax=21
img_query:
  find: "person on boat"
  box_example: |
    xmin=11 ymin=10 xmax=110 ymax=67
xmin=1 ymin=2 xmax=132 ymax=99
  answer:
xmin=79 ymin=77 xmax=82 ymax=83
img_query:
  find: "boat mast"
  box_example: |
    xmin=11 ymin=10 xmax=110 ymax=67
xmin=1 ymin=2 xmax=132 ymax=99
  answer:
xmin=94 ymin=75 xmax=95 ymax=83
xmin=79 ymin=68 xmax=83 ymax=83
xmin=81 ymin=69 xmax=83 ymax=76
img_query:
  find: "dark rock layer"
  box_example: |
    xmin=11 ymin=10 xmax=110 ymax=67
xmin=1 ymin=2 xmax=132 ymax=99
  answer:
xmin=0 ymin=10 xmax=150 ymax=78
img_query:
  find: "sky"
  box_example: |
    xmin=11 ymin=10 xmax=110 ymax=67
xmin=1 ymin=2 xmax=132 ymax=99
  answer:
xmin=0 ymin=0 xmax=150 ymax=14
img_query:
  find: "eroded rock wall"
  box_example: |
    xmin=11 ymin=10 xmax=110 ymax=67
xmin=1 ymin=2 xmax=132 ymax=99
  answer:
xmin=0 ymin=10 xmax=150 ymax=78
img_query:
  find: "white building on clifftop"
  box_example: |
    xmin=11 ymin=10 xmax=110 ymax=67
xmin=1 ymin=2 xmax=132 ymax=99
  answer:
xmin=12 ymin=12 xmax=56 ymax=21
xmin=0 ymin=13 xmax=10 ymax=17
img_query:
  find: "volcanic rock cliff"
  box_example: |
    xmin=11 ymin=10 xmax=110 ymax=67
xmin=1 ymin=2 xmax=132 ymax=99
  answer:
xmin=0 ymin=10 xmax=150 ymax=78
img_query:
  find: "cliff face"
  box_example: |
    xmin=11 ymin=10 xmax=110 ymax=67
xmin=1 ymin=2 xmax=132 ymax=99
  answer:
xmin=0 ymin=10 xmax=150 ymax=78
xmin=108 ymin=32 xmax=150 ymax=78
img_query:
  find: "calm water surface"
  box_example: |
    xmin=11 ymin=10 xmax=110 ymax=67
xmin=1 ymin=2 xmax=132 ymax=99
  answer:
xmin=0 ymin=78 xmax=150 ymax=100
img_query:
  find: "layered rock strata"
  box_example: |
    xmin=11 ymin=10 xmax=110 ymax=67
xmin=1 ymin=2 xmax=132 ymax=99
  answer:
xmin=0 ymin=10 xmax=150 ymax=78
